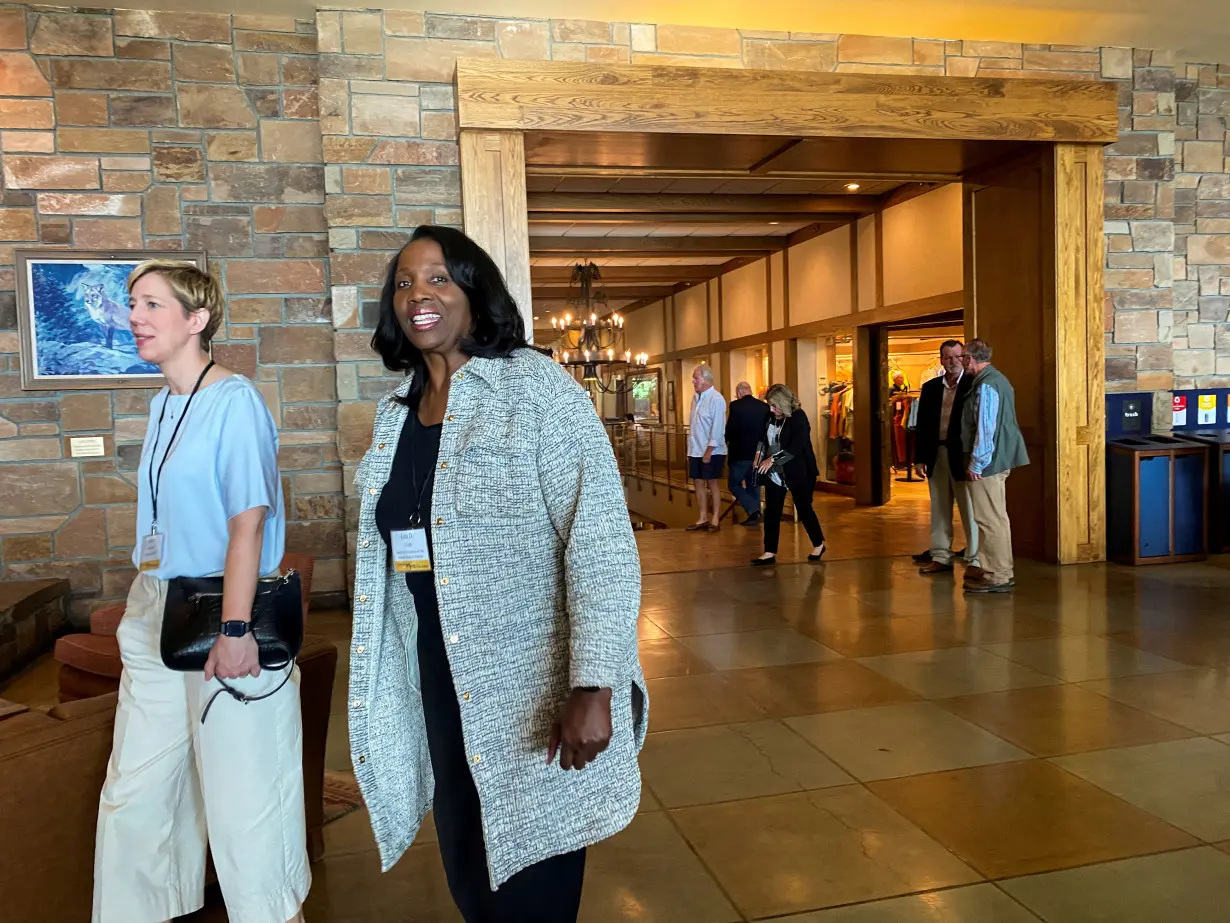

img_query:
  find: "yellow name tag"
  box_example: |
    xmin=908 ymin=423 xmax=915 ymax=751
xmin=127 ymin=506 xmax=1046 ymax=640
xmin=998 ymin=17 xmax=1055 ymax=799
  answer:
xmin=138 ymin=532 xmax=165 ymax=572
xmin=391 ymin=528 xmax=431 ymax=573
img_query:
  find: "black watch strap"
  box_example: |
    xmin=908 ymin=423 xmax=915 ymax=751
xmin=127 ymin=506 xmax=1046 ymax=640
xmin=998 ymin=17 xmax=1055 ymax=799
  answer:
xmin=220 ymin=620 xmax=251 ymax=638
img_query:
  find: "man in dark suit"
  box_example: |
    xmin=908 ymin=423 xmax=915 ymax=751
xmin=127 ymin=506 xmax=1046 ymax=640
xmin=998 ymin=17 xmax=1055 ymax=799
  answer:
xmin=914 ymin=340 xmax=980 ymax=575
xmin=725 ymin=381 xmax=769 ymax=525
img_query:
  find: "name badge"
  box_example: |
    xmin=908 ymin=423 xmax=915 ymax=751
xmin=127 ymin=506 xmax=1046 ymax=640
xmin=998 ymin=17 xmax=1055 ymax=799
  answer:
xmin=391 ymin=528 xmax=431 ymax=573
xmin=139 ymin=532 xmax=165 ymax=572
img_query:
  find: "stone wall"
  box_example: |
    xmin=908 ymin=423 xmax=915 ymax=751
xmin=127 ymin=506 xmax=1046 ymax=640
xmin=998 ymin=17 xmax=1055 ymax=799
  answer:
xmin=1 ymin=4 xmax=1229 ymax=606
xmin=0 ymin=6 xmax=344 ymax=619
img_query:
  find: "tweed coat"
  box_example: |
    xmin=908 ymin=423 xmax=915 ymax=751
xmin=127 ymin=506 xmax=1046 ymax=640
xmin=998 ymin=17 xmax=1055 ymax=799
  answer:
xmin=349 ymin=348 xmax=647 ymax=887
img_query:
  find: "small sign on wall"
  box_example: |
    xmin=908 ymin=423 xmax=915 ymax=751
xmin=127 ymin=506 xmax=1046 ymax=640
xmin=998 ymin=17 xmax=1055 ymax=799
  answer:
xmin=1173 ymin=395 xmax=1187 ymax=427
xmin=1198 ymin=394 xmax=1217 ymax=426
xmin=69 ymin=436 xmax=106 ymax=458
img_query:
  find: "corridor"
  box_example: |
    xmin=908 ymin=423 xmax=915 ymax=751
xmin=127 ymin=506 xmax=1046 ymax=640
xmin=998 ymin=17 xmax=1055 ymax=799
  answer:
xmin=304 ymin=546 xmax=1230 ymax=922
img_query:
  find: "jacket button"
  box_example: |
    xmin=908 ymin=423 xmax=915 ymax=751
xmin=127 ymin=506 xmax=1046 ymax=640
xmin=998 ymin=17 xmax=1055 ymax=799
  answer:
xmin=462 ymin=692 xmax=471 ymax=701
xmin=368 ymin=488 xmax=377 ymax=495
xmin=358 ymin=594 xmax=368 ymax=602
xmin=355 ymin=645 xmax=366 ymax=654
xmin=351 ymin=698 xmax=363 ymax=708
xmin=449 ymin=633 xmax=459 ymax=644
xmin=440 ymin=462 xmax=448 ymax=470
xmin=435 ymin=517 xmax=443 ymax=526
xmin=361 ymin=540 xmax=370 ymax=548
xmin=440 ymin=577 xmax=449 ymax=586
xmin=448 ymin=415 xmax=455 ymax=422
xmin=378 ymin=443 xmax=386 ymax=450
xmin=471 ymin=754 xmax=481 ymax=764
xmin=358 ymin=755 xmax=366 ymax=764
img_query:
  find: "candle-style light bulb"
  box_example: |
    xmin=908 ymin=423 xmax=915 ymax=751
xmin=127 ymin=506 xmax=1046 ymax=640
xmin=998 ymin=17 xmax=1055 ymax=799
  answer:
xmin=608 ymin=348 xmax=614 ymax=361
xmin=590 ymin=313 xmax=597 ymax=324
xmin=551 ymin=317 xmax=557 ymax=328
xmin=563 ymin=350 xmax=569 ymax=363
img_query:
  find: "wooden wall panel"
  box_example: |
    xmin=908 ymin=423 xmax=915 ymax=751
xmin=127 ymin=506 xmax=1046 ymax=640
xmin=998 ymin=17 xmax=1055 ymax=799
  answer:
xmin=457 ymin=60 xmax=1119 ymax=143
xmin=459 ymin=130 xmax=533 ymax=335
xmin=1054 ymin=143 xmax=1107 ymax=563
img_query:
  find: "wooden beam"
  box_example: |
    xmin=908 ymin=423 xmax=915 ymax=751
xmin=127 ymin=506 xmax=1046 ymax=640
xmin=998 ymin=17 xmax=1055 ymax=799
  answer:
xmin=530 ymin=212 xmax=861 ymax=225
xmin=526 ymin=165 xmax=963 ymax=183
xmin=527 ymin=193 xmax=879 ymax=215
xmin=877 ymin=181 xmax=948 ymax=210
xmin=457 ymin=59 xmax=1120 ymax=144
xmin=532 ymin=285 xmax=681 ymax=301
xmin=529 ymin=236 xmax=786 ymax=256
xmin=530 ymin=265 xmax=723 ymax=283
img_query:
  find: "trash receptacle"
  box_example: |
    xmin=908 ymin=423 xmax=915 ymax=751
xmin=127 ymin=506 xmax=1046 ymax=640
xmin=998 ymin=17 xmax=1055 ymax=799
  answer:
xmin=1185 ymin=430 xmax=1230 ymax=553
xmin=1107 ymin=435 xmax=1208 ymax=565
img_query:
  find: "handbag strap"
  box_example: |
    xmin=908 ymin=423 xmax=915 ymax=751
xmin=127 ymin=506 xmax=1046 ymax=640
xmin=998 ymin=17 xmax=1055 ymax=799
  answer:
xmin=201 ymin=665 xmax=294 ymax=724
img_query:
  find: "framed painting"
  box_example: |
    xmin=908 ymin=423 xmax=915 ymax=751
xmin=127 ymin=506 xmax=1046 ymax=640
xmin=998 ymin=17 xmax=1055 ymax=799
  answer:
xmin=15 ymin=249 xmax=207 ymax=391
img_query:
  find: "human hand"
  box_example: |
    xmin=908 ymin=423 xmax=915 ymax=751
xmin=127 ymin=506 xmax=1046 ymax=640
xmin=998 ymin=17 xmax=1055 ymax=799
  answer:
xmin=757 ymin=459 xmax=774 ymax=474
xmin=205 ymin=633 xmax=261 ymax=681
xmin=547 ymin=688 xmax=612 ymax=770
xmin=702 ymin=448 xmax=713 ymax=463
xmin=968 ymin=469 xmax=982 ymax=481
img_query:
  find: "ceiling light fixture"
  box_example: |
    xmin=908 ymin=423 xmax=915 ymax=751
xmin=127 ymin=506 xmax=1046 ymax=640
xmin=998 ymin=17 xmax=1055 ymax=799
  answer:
xmin=846 ymin=182 xmax=861 ymax=191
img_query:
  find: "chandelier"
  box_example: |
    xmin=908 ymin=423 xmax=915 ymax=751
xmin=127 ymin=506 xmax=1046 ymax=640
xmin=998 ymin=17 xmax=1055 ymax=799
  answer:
xmin=548 ymin=261 xmax=648 ymax=393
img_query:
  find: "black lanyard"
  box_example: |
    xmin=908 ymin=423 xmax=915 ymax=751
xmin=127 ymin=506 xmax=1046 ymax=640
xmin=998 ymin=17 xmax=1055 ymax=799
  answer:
xmin=405 ymin=415 xmax=433 ymax=528
xmin=148 ymin=360 xmax=214 ymax=531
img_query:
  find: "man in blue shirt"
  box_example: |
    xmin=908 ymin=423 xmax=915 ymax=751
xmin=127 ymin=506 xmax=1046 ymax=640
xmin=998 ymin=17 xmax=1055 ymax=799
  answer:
xmin=959 ymin=339 xmax=1030 ymax=593
xmin=686 ymin=365 xmax=727 ymax=532
xmin=725 ymin=381 xmax=769 ymax=526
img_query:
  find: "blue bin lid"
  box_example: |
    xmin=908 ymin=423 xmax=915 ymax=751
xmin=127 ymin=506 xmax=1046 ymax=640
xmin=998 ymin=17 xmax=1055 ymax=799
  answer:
xmin=1109 ymin=434 xmax=1208 ymax=451
xmin=1185 ymin=430 xmax=1230 ymax=445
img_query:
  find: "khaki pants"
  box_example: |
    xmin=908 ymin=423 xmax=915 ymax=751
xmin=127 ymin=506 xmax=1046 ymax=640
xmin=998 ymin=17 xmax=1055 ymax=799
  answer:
xmin=94 ymin=574 xmax=310 ymax=923
xmin=967 ymin=470 xmax=1013 ymax=585
xmin=928 ymin=451 xmax=979 ymax=566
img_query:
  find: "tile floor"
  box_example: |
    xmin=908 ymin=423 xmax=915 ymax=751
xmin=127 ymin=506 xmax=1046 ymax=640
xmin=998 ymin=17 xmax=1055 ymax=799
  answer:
xmin=7 ymin=526 xmax=1230 ymax=921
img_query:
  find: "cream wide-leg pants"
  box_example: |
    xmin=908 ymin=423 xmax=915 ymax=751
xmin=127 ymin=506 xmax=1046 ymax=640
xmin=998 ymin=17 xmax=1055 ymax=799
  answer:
xmin=93 ymin=573 xmax=310 ymax=923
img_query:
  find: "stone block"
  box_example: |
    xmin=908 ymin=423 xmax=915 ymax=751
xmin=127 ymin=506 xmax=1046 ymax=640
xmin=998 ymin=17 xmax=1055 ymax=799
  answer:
xmin=55 ymin=507 xmax=108 ymax=559
xmin=318 ymin=54 xmax=383 ymax=81
xmin=229 ymin=260 xmax=326 ymax=295
xmin=1189 ymin=323 xmax=1215 ymax=349
xmin=151 ymin=145 xmax=204 ymax=182
xmin=212 ymin=342 xmax=257 ymax=378
xmin=53 ymin=59 xmax=169 ymax=92
xmin=237 ymin=52 xmax=279 ymax=86
xmin=1174 ymin=348 xmax=1216 ymax=376
xmin=837 ymin=34 xmax=913 ymax=65
xmin=1200 ymin=297 xmax=1230 ymax=322
xmin=2 ymin=534 xmax=53 ymax=563
xmin=282 ymin=367 xmax=337 ymax=404
xmin=1187 ymin=236 xmax=1230 ymax=264
xmin=348 ymin=94 xmax=419 ymax=138
xmin=258 ymin=324 xmax=334 ymax=364
xmin=37 ymin=193 xmax=140 ymax=216
xmin=260 ymin=120 xmax=323 ymax=163
xmin=235 ymin=30 xmax=315 ymax=55
xmin=369 ymin=141 xmax=458 ymax=165
xmin=337 ymin=401 xmax=377 ymax=464
xmin=283 ymin=404 xmax=337 ymax=431
xmin=1024 ymin=50 xmax=1099 ymax=71
xmin=233 ymin=15 xmax=296 ymax=32
xmin=0 ymin=209 xmax=36 ymax=242
xmin=108 ymin=94 xmax=174 ymax=127
xmin=0 ymin=52 xmax=51 ymax=95
xmin=383 ymin=11 xmax=425 ymax=36
xmin=743 ymin=39 xmax=837 ymax=72
xmin=1130 ymin=220 xmax=1175 ymax=252
xmin=384 ymin=36 xmax=497 ymax=83
xmin=186 ymin=215 xmax=252 ymax=256
xmin=334 ymin=329 xmax=377 ymax=361
xmin=174 ymin=42 xmax=236 ymax=83
xmin=656 ymin=24 xmax=740 ymax=56
xmin=342 ymin=166 xmax=391 ymax=195
xmin=74 ymin=217 xmax=142 ymax=248
xmin=144 ymin=184 xmax=180 ymax=235
xmin=115 ymin=37 xmax=169 ymax=60
xmin=283 ymin=88 xmax=318 ymax=120
xmin=1 ymin=401 xmax=56 ymax=423
xmin=329 ymin=252 xmax=389 ymax=286
xmin=0 ymin=99 xmax=51 ymax=131
xmin=209 ymin=164 xmax=324 ymax=204
xmin=0 ymin=462 xmax=80 ymax=515
xmin=293 ymin=495 xmax=343 ymax=522
xmin=102 ymin=172 xmax=151 ymax=192
xmin=1114 ymin=310 xmax=1159 ymax=343
xmin=105 ymin=505 xmax=137 ymax=549
xmin=61 ymin=392 xmax=112 ymax=432
xmin=114 ymin=11 xmax=230 ymax=43
xmin=0 ymin=8 xmax=25 ymax=50
xmin=56 ymin=128 xmax=148 ymax=155
xmin=52 ymin=93 xmax=105 ymax=127
xmin=496 ymin=21 xmax=549 ymax=60
xmin=205 ymin=131 xmax=259 ymax=162
xmin=1183 ymin=141 xmax=1226 ymax=173
xmin=629 ymin=24 xmax=655 ymax=53
xmin=325 ymin=194 xmax=394 ymax=228
xmin=249 ymin=206 xmax=323 ymax=235
xmin=1199 ymin=176 xmax=1230 ymax=200
xmin=341 ymin=12 xmax=383 ymax=54
xmin=425 ymin=14 xmax=495 ymax=41
xmin=962 ymin=40 xmax=1021 ymax=58
xmin=316 ymin=12 xmax=340 ymax=52
xmin=249 ymin=88 xmax=280 ymax=120
xmin=285 ymin=297 xmax=329 ymax=324
xmin=0 ymin=436 xmax=62 ymax=460
xmin=1105 ymin=356 xmax=1136 ymax=381
xmin=286 ymin=520 xmax=345 ymax=557
xmin=393 ymin=167 xmax=460 ymax=206
xmin=177 ymin=84 xmax=256 ymax=129
xmin=228 ymin=297 xmax=281 ymax=325
xmin=84 ymin=476 xmax=137 ymax=505
xmin=29 ymin=13 xmax=113 ymax=57
xmin=551 ymin=20 xmax=609 ymax=43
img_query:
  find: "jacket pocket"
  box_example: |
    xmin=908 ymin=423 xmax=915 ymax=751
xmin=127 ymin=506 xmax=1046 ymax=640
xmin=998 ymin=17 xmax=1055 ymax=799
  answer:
xmin=455 ymin=447 xmax=538 ymax=519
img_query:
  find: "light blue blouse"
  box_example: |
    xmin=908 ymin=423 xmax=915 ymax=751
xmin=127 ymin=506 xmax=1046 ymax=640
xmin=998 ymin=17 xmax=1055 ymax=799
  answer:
xmin=130 ymin=374 xmax=285 ymax=580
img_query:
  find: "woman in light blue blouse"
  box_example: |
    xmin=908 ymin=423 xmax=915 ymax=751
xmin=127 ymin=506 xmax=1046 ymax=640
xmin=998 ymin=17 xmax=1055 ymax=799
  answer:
xmin=93 ymin=260 xmax=309 ymax=923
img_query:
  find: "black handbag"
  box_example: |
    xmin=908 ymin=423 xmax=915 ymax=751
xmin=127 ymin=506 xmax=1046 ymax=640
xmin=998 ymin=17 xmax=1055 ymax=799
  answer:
xmin=162 ymin=570 xmax=304 ymax=722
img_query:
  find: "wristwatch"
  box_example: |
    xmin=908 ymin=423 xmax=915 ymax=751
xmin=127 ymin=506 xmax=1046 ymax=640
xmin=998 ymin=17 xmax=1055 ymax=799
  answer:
xmin=220 ymin=620 xmax=252 ymax=638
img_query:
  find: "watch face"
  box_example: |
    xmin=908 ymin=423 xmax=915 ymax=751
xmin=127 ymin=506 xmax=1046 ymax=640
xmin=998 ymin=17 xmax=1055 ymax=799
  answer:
xmin=221 ymin=621 xmax=247 ymax=638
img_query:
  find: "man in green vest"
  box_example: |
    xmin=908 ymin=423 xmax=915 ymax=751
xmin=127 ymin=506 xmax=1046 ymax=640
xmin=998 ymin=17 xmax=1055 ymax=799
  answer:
xmin=959 ymin=338 xmax=1029 ymax=593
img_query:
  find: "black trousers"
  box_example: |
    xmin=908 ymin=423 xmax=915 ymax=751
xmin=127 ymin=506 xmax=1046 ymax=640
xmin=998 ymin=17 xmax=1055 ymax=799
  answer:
xmin=763 ymin=479 xmax=826 ymax=554
xmin=412 ymin=575 xmax=586 ymax=923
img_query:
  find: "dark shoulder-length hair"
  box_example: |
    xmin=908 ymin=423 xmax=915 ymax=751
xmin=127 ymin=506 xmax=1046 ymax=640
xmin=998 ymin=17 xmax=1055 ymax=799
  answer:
xmin=371 ymin=225 xmax=528 ymax=405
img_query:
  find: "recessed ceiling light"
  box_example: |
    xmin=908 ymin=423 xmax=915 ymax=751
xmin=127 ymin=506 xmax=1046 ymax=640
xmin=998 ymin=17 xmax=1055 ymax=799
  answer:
xmin=768 ymin=221 xmax=781 ymax=225
xmin=533 ymin=315 xmax=540 ymax=320
xmin=846 ymin=182 xmax=861 ymax=191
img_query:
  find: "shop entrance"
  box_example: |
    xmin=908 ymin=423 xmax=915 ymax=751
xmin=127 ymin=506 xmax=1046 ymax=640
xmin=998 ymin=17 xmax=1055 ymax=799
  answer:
xmin=454 ymin=60 xmax=1115 ymax=564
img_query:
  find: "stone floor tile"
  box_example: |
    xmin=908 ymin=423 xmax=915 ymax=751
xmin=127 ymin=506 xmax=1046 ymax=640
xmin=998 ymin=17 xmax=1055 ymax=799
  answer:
xmin=868 ymin=760 xmax=1197 ymax=879
xmin=724 ymin=659 xmax=919 ymax=719
xmin=637 ymin=637 xmax=714 ymax=679
xmin=640 ymin=719 xmax=853 ymax=806
xmin=999 ymin=847 xmax=1230 ymax=923
xmin=775 ymin=883 xmax=1042 ymax=922
xmin=641 ymin=604 xmax=791 ymax=637
xmin=786 ymin=702 xmax=1030 ymax=781
xmin=671 ymin=787 xmax=980 ymax=918
xmin=1052 ymin=737 xmax=1230 ymax=841
xmin=681 ymin=628 xmax=842 ymax=670
xmin=1079 ymin=670 xmax=1230 ymax=735
xmin=857 ymin=647 xmax=1059 ymax=699
xmin=804 ymin=615 xmax=968 ymax=657
xmin=980 ymin=636 xmax=1192 ymax=682
xmin=642 ymin=672 xmax=767 ymax=730
xmin=939 ymin=684 xmax=1198 ymax=757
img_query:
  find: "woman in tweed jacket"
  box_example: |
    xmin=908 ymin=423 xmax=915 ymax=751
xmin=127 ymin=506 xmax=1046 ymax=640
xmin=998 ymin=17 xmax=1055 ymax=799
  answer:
xmin=351 ymin=225 xmax=647 ymax=922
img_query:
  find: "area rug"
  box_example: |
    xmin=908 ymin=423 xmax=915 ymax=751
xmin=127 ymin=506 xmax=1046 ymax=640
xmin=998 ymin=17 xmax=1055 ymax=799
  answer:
xmin=322 ymin=770 xmax=363 ymax=825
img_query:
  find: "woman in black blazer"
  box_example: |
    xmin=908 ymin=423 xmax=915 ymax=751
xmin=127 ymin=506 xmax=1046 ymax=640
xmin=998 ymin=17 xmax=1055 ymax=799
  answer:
xmin=752 ymin=384 xmax=827 ymax=565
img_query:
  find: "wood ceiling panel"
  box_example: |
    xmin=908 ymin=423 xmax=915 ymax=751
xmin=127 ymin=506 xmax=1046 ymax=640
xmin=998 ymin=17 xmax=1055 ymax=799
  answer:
xmin=766 ymin=137 xmax=1029 ymax=176
xmin=526 ymin=192 xmax=878 ymax=215
xmin=524 ymin=130 xmax=788 ymax=171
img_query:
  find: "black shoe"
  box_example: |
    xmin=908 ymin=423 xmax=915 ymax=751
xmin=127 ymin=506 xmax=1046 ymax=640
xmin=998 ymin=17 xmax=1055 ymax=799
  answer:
xmin=741 ymin=512 xmax=762 ymax=527
xmin=751 ymin=555 xmax=777 ymax=566
xmin=912 ymin=550 xmax=932 ymax=564
xmin=808 ymin=544 xmax=827 ymax=562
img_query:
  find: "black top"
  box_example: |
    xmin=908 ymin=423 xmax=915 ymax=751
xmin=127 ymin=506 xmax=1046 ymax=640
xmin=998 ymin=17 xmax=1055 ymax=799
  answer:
xmin=914 ymin=372 xmax=974 ymax=478
xmin=761 ymin=408 xmax=820 ymax=489
xmin=726 ymin=394 xmax=770 ymax=462
xmin=375 ymin=410 xmax=443 ymax=603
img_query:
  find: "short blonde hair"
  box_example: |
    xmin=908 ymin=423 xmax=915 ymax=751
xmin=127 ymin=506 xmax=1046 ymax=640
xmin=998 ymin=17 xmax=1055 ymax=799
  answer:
xmin=765 ymin=383 xmax=800 ymax=417
xmin=127 ymin=259 xmax=224 ymax=349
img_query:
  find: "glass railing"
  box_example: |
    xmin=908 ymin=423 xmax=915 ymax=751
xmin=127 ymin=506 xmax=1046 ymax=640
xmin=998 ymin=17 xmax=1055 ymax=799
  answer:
xmin=603 ymin=422 xmax=693 ymax=489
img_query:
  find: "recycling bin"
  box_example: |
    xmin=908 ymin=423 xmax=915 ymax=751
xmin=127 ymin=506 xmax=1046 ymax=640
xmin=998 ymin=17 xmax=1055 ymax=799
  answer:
xmin=1107 ymin=434 xmax=1208 ymax=565
xmin=1185 ymin=430 xmax=1230 ymax=552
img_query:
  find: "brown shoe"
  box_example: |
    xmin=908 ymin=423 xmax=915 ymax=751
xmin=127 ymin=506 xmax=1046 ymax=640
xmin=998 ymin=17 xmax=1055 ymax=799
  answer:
xmin=705 ymin=523 xmax=720 ymax=533
xmin=919 ymin=561 xmax=954 ymax=575
xmin=964 ymin=577 xmax=1014 ymax=594
xmin=685 ymin=522 xmax=707 ymax=531
xmin=963 ymin=565 xmax=987 ymax=583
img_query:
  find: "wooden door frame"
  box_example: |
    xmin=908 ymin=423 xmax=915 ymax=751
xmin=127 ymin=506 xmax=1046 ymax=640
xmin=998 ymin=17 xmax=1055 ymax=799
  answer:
xmin=454 ymin=59 xmax=1115 ymax=564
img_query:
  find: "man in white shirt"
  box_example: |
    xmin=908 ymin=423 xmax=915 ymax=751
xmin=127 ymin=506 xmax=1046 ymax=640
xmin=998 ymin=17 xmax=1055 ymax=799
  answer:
xmin=686 ymin=365 xmax=727 ymax=532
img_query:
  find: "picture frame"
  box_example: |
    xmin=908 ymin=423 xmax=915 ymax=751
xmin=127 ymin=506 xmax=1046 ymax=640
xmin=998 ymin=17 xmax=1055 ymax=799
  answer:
xmin=15 ymin=249 xmax=207 ymax=391
xmin=666 ymin=379 xmax=676 ymax=414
